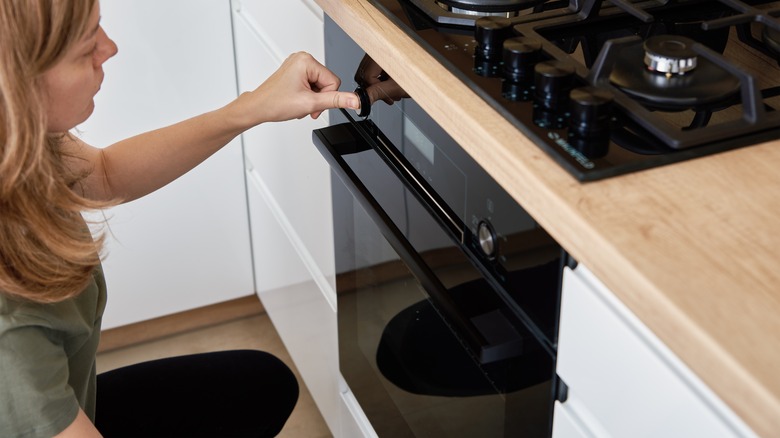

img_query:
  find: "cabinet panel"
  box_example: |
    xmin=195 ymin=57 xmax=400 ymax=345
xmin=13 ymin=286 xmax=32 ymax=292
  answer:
xmin=557 ymin=266 xmax=755 ymax=438
xmin=552 ymin=401 xmax=590 ymax=438
xmin=233 ymin=0 xmax=325 ymax=62
xmin=235 ymin=4 xmax=339 ymax=433
xmin=246 ymin=181 xmax=340 ymax=435
xmin=78 ymin=0 xmax=252 ymax=329
xmin=233 ymin=5 xmax=335 ymax=297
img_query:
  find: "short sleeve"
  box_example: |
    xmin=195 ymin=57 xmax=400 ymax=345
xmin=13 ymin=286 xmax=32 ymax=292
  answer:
xmin=0 ymin=320 xmax=80 ymax=437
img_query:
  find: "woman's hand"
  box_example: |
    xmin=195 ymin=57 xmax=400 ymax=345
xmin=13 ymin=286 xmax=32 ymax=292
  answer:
xmin=233 ymin=52 xmax=360 ymax=127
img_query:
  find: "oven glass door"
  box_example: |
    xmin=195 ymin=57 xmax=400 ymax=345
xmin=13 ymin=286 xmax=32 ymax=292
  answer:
xmin=314 ymin=120 xmax=556 ymax=437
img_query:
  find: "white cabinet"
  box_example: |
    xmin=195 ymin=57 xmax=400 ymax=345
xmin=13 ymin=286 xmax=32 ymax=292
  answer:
xmin=78 ymin=1 xmax=253 ymax=329
xmin=245 ymin=175 xmax=341 ymax=434
xmin=555 ymin=266 xmax=756 ymax=438
xmin=232 ymin=0 xmax=334 ymax=297
xmin=231 ymin=1 xmax=342 ymax=435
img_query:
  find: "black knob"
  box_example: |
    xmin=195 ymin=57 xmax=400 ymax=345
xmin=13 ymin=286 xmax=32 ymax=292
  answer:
xmin=534 ymin=60 xmax=576 ymax=111
xmin=475 ymin=17 xmax=514 ymax=61
xmin=503 ymin=37 xmax=542 ymax=83
xmin=569 ymin=86 xmax=613 ymax=139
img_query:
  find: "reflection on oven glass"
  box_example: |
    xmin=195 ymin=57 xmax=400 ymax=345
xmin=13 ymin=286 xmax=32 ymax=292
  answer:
xmin=354 ymin=54 xmax=410 ymax=115
xmin=403 ymin=114 xmax=436 ymax=165
xmin=337 ymin=198 xmax=553 ymax=437
xmin=334 ymin=187 xmax=558 ymax=435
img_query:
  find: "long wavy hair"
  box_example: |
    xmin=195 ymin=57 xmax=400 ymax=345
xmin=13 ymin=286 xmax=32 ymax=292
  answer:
xmin=0 ymin=0 xmax=114 ymax=303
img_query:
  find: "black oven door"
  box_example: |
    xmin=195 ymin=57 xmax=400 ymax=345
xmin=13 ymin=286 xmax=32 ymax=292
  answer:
xmin=313 ymin=116 xmax=558 ymax=437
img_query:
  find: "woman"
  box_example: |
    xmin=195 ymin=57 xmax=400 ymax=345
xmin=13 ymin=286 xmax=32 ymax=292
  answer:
xmin=0 ymin=0 xmax=359 ymax=436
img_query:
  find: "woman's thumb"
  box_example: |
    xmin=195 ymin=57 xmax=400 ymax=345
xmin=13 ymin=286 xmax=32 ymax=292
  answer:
xmin=326 ymin=91 xmax=361 ymax=111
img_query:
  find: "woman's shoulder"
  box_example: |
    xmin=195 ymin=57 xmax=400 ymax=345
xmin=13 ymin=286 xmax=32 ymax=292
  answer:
xmin=0 ymin=269 xmax=106 ymax=334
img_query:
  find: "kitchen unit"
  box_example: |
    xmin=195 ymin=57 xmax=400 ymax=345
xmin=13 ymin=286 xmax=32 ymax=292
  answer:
xmin=78 ymin=0 xmax=253 ymax=329
xmin=314 ymin=0 xmax=780 ymax=436
xmin=91 ymin=1 xmax=780 ymax=436
xmin=318 ymin=18 xmax=566 ymax=436
xmin=230 ymin=0 xmax=345 ymax=435
xmin=556 ymin=265 xmax=755 ymax=437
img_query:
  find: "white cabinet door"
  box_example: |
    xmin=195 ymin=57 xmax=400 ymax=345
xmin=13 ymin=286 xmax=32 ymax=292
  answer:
xmin=555 ymin=266 xmax=756 ymax=438
xmin=552 ymin=401 xmax=595 ymax=438
xmin=232 ymin=0 xmax=335 ymax=301
xmin=245 ymin=176 xmax=341 ymax=435
xmin=232 ymin=1 xmax=342 ymax=434
xmin=78 ymin=0 xmax=253 ymax=329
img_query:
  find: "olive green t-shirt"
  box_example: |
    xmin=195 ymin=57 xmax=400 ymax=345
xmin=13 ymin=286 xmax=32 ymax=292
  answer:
xmin=0 ymin=265 xmax=107 ymax=437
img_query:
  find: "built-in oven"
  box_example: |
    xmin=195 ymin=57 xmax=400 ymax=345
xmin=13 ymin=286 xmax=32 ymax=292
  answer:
xmin=314 ymin=17 xmax=568 ymax=437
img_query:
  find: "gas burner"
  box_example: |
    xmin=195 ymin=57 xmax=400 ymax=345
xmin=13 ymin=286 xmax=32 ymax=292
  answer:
xmin=372 ymin=0 xmax=780 ymax=179
xmin=643 ymin=35 xmax=698 ymax=76
xmin=407 ymin=0 xmax=546 ymax=26
xmin=437 ymin=0 xmax=540 ymax=14
xmin=610 ymin=36 xmax=741 ymax=112
xmin=648 ymin=15 xmax=730 ymax=54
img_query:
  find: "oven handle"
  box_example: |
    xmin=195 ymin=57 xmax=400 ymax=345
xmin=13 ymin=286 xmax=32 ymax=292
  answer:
xmin=313 ymin=121 xmax=524 ymax=364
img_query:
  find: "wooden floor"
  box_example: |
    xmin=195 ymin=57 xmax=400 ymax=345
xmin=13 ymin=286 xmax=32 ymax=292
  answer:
xmin=97 ymin=311 xmax=333 ymax=437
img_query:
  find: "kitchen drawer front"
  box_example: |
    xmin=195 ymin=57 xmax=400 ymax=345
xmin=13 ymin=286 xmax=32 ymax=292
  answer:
xmin=246 ymin=177 xmax=340 ymax=435
xmin=556 ymin=266 xmax=755 ymax=438
xmin=233 ymin=4 xmax=335 ymax=302
xmin=232 ymin=0 xmax=324 ymax=63
xmin=553 ymin=400 xmax=597 ymax=438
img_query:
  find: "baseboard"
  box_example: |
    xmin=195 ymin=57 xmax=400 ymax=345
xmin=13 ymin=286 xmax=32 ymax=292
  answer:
xmin=98 ymin=295 xmax=265 ymax=353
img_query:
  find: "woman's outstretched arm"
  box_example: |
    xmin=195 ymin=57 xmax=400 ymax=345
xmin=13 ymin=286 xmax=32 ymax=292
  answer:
xmin=65 ymin=52 xmax=359 ymax=202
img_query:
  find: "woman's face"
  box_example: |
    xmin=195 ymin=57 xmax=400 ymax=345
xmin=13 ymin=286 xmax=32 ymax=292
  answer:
xmin=41 ymin=2 xmax=117 ymax=133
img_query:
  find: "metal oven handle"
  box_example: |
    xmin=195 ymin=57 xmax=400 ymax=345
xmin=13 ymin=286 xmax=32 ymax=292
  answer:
xmin=313 ymin=121 xmax=524 ymax=364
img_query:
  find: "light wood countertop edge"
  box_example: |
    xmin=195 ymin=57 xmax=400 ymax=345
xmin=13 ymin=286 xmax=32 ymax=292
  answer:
xmin=315 ymin=0 xmax=780 ymax=436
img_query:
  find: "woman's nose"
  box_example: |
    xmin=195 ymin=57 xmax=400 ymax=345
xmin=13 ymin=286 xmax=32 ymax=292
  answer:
xmin=94 ymin=27 xmax=118 ymax=67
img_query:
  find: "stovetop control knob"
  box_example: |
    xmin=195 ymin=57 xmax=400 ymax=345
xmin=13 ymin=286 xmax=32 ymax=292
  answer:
xmin=477 ymin=220 xmax=497 ymax=259
xmin=475 ymin=17 xmax=514 ymax=61
xmin=534 ymin=60 xmax=576 ymax=111
xmin=503 ymin=37 xmax=542 ymax=83
xmin=569 ymin=86 xmax=614 ymax=139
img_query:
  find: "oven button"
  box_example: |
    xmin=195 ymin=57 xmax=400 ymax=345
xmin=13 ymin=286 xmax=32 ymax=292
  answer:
xmin=477 ymin=221 xmax=497 ymax=259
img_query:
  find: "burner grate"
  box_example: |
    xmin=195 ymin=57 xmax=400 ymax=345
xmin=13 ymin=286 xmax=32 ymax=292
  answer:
xmin=370 ymin=0 xmax=780 ymax=179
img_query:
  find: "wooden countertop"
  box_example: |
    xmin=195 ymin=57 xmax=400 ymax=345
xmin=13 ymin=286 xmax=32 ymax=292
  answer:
xmin=315 ymin=0 xmax=780 ymax=435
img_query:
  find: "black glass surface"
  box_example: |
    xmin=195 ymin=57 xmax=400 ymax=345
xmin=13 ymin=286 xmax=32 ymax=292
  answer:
xmin=321 ymin=123 xmax=556 ymax=437
xmin=367 ymin=0 xmax=780 ymax=180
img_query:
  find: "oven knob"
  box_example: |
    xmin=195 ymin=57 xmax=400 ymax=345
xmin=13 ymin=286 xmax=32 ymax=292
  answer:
xmin=503 ymin=37 xmax=542 ymax=84
xmin=534 ymin=60 xmax=576 ymax=111
xmin=569 ymin=86 xmax=613 ymax=139
xmin=477 ymin=221 xmax=497 ymax=259
xmin=475 ymin=17 xmax=514 ymax=61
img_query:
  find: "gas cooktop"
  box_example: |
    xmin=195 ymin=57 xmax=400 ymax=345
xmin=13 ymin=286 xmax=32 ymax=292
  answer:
xmin=369 ymin=0 xmax=780 ymax=180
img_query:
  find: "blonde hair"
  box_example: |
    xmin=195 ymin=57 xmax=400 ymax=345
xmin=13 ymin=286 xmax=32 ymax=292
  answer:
xmin=0 ymin=0 xmax=113 ymax=303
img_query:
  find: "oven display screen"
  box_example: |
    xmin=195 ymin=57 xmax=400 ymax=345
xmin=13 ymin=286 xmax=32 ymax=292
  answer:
xmin=403 ymin=114 xmax=435 ymax=165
